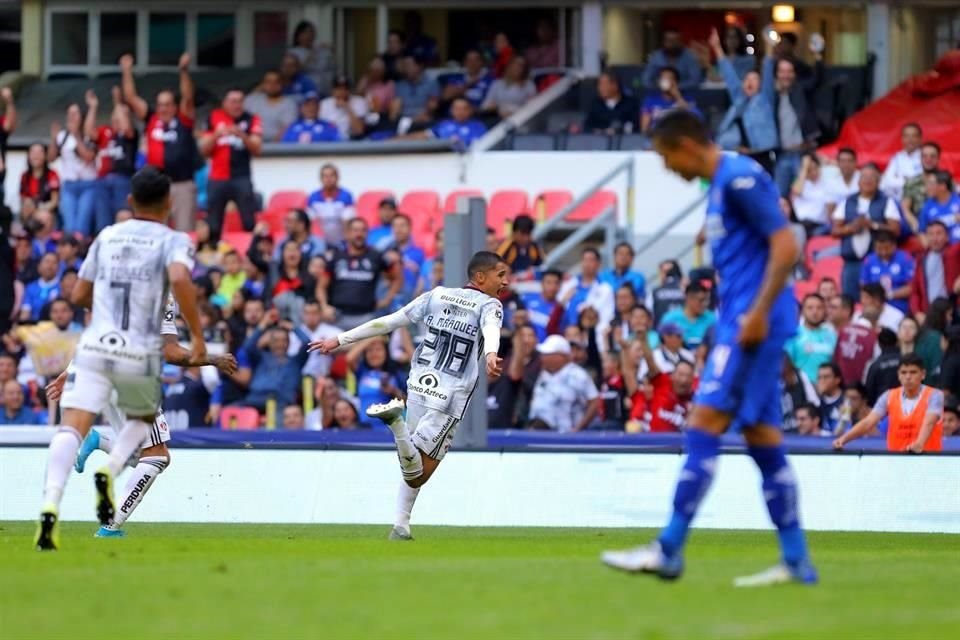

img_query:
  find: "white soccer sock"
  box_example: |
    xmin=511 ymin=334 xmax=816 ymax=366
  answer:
xmin=42 ymin=427 xmax=83 ymax=508
xmin=104 ymin=419 xmax=150 ymax=476
xmin=394 ymin=482 xmax=421 ymax=531
xmin=387 ymin=417 xmax=423 ymax=480
xmin=108 ymin=456 xmax=168 ymax=529
xmin=96 ymin=428 xmax=115 ymax=452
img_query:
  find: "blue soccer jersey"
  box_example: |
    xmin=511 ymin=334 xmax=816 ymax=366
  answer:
xmin=695 ymin=153 xmax=798 ymax=428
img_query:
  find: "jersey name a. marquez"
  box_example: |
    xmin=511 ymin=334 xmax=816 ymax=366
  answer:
xmin=76 ymin=219 xmax=194 ymax=365
xmin=402 ymin=286 xmax=503 ymax=418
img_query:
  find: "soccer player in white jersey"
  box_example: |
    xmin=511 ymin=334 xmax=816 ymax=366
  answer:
xmin=311 ymin=251 xmax=508 ymax=540
xmin=34 ymin=167 xmax=207 ymax=551
xmin=45 ymin=296 xmax=237 ymax=537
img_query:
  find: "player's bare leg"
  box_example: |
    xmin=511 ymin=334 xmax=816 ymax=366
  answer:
xmin=733 ymin=425 xmax=817 ymax=587
xmin=97 ymin=443 xmax=170 ymax=537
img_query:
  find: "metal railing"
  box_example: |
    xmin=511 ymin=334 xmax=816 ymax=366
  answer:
xmin=541 ymin=207 xmax=617 ymax=270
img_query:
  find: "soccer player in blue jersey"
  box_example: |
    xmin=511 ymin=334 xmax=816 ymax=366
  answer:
xmin=602 ymin=110 xmax=818 ymax=587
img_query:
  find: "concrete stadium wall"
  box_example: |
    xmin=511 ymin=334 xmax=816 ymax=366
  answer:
xmin=2 ymin=448 xmax=957 ymax=533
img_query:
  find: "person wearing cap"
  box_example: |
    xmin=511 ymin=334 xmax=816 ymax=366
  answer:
xmin=859 ymin=229 xmax=915 ymax=314
xmin=320 ymin=75 xmax=369 ymax=140
xmin=243 ymin=69 xmax=298 ymax=142
xmin=657 ymin=281 xmax=716 ymax=349
xmin=637 ymin=322 xmax=693 ymax=381
xmin=279 ymin=52 xmax=319 ymax=104
xmin=368 ymin=197 xmax=398 ymax=252
xmin=281 ymin=92 xmax=341 ymax=144
xmin=527 ymin=335 xmax=599 ymax=432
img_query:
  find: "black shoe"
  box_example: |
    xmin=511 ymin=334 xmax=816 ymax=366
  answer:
xmin=35 ymin=510 xmax=60 ymax=551
xmin=94 ymin=470 xmax=116 ymax=526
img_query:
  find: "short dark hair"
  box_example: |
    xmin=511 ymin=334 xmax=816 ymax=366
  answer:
xmin=873 ymin=229 xmax=897 ymax=244
xmin=49 ymin=297 xmax=71 ymax=309
xmin=582 ymin=247 xmax=601 ymax=261
xmin=650 ymin=109 xmax=710 ymax=147
xmin=796 ymin=403 xmax=819 ymax=421
xmin=804 ymin=152 xmax=821 ymax=166
xmin=845 ymin=382 xmax=866 ymax=398
xmin=662 ymin=259 xmax=682 ymax=280
xmin=685 ymin=281 xmax=707 ymax=296
xmin=346 ymin=217 xmax=368 ymax=230
xmin=393 ymin=213 xmax=412 ymax=226
xmin=903 ymin=122 xmax=922 ymax=136
xmin=658 ymin=66 xmax=679 ymax=82
xmin=818 ymin=362 xmax=842 ymax=379
xmin=130 ymin=166 xmax=171 ymax=211
xmin=899 ymin=352 xmax=925 ymax=370
xmin=467 ymin=251 xmax=506 ymax=279
xmin=614 ymin=241 xmax=634 ymax=256
xmin=877 ymin=327 xmax=898 ymax=349
xmin=926 ymin=220 xmax=949 ymax=234
xmin=819 ymin=276 xmax=837 ymax=286
xmin=861 ymin=282 xmax=887 ymax=302
xmin=802 ymin=293 xmax=825 ymax=305
xmin=922 ymin=141 xmax=941 ymax=155
xmin=861 ymin=162 xmax=882 ymax=174
xmin=837 ymin=147 xmax=857 ymax=160
xmin=542 ymin=269 xmax=563 ymax=282
xmin=933 ymin=170 xmax=954 ymax=190
xmin=512 ymin=214 xmax=535 ymax=234
xmin=291 ymin=208 xmax=310 ymax=229
xmin=944 ymin=404 xmax=959 ymax=419
xmin=838 ymin=294 xmax=855 ymax=312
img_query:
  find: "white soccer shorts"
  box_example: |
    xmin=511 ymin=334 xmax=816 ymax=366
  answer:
xmin=102 ymin=401 xmax=171 ymax=449
xmin=61 ymin=365 xmax=162 ymax=419
xmin=407 ymin=402 xmax=460 ymax=461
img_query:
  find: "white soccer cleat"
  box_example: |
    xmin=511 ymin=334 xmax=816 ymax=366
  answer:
xmin=388 ymin=526 xmax=413 ymax=541
xmin=601 ymin=541 xmax=684 ymax=580
xmin=366 ymin=398 xmax=405 ymax=424
xmin=733 ymin=563 xmax=818 ymax=587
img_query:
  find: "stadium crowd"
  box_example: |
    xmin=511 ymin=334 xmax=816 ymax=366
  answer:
xmin=1 ymin=23 xmax=960 ymax=441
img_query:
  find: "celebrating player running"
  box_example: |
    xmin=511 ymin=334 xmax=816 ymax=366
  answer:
xmin=310 ymin=251 xmax=507 ymax=540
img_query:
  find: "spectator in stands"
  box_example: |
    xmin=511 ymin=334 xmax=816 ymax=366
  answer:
xmin=320 ymin=75 xmax=369 ymax=141
xmin=823 ymin=147 xmax=861 ymax=216
xmin=855 ymin=283 xmax=905 ymax=333
xmin=25 ymin=209 xmax=56 ymax=259
xmin=481 ymin=56 xmax=536 ymax=119
xmin=387 ymin=213 xmax=425 ymax=306
xmin=521 ymin=269 xmax=561 ymax=342
xmin=20 ymin=252 xmax=60 ymax=322
xmin=54 ymin=236 xmax=81 ymax=276
xmin=790 ymin=154 xmax=832 ymax=237
xmin=488 ymin=324 xmax=541 ymax=429
xmin=267 ymin=240 xmax=317 ymax=321
xmin=629 ymin=338 xmax=696 ymax=433
xmin=307 ymin=164 xmax=355 ymax=248
xmin=764 ymin=45 xmax=824 ymax=196
xmin=794 ymin=403 xmax=826 ymax=437
xmin=657 ymin=282 xmax=715 ymax=349
xmin=941 ymin=326 xmax=960 ymax=404
xmin=407 ymin=97 xmax=487 ymax=149
xmin=287 ymin=299 xmax=339 ymax=379
xmin=859 ymin=230 xmax=915 ymax=314
xmin=274 ymin=208 xmax=325 ymax=265
xmin=787 ymin=294 xmax=837 ymax=382
xmin=193 ymin=219 xmax=231 ymax=273
xmin=918 ymin=171 xmax=960 ymax=242
xmin=583 ymin=72 xmax=638 ymax=135
xmin=642 ymin=28 xmax=703 ymax=91
xmin=497 ymin=214 xmax=543 ymax=278
xmin=368 ymin=197 xmax=398 ymax=252
xmin=880 ymin=123 xmax=923 ymax=201
xmin=240 ymin=308 xmax=310 ymax=413
xmin=319 ymin=218 xmax=400 ymax=330
xmin=595 ymin=352 xmax=627 ymax=428
xmin=943 ymin=404 xmax=960 ymax=437
xmin=911 ymin=221 xmax=958 ymax=319
xmin=0 ymin=87 xmax=16 ymax=194
xmin=559 ymin=248 xmax=615 ymax=331
xmin=42 ymin=272 xmax=81 ymax=326
xmin=49 ymin=103 xmax=97 ymax=237
xmin=381 ymin=30 xmax=406 ymax=81
xmin=402 ymin=10 xmax=439 ymax=64
xmin=0 ymin=353 xmax=16 ymax=404
xmin=491 ymin=32 xmax=516 ymax=78
xmin=281 ymin=92 xmax=340 ymax=143
xmin=599 ymin=242 xmax=645 ymax=299
xmin=200 ymin=89 xmax=263 ymax=244
xmin=19 ymin=143 xmax=59 ymax=224
xmin=13 ymin=231 xmax=37 ymax=284
xmin=710 ymin=29 xmax=776 ymax=172
xmin=818 ymin=277 xmax=839 ymax=302
xmin=244 ymin=69 xmax=298 ymax=143
xmin=830 ymin=295 xmax=870 ymax=384
xmin=832 ymin=163 xmax=901 ymax=300
xmin=357 ymin=56 xmax=397 ymax=119
xmin=279 ymin=52 xmax=319 ymax=104
xmin=280 ymin=404 xmax=305 ymax=430
xmin=641 ymin=66 xmax=699 ymax=134
xmin=864 ymin=328 xmax=901 ymax=405
xmin=816 ymin=361 xmax=844 ymax=432
xmin=347 ymin=336 xmax=406 ymax=424
xmin=331 ymin=400 xmax=362 ymax=430
xmin=781 ymin=358 xmax=818 ymax=432
xmin=391 ymin=56 xmax=440 ymax=130
xmin=606 ymin=285 xmax=638 ymax=353
xmin=525 ymin=19 xmax=560 ymax=69
xmin=86 ymin=88 xmax=138 ymax=233
xmin=721 ymin=26 xmax=755 ymax=79
xmin=120 ymin=53 xmax=197 ymax=232
xmin=2 ymin=379 xmax=38 ymax=425
xmin=444 ymin=49 xmax=493 ymax=110
xmin=288 ymin=21 xmax=336 ymax=96
xmin=214 ymin=251 xmax=247 ymax=306
xmin=901 ymin=142 xmax=941 ymax=232
xmin=637 ymin=322 xmax=693 ymax=380
xmin=527 ymin=335 xmax=599 ymax=432
xmin=649 ymin=259 xmax=685 ymax=324
xmin=898 ymin=315 xmax=943 ymax=382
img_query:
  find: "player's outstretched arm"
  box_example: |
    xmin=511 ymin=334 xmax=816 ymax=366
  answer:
xmin=161 ymin=334 xmax=238 ymax=373
xmin=308 ymin=309 xmax=411 ymax=354
xmin=833 ymin=410 xmax=882 ymax=450
xmin=70 ymin=278 xmax=94 ymax=309
xmin=739 ymin=227 xmax=799 ymax=347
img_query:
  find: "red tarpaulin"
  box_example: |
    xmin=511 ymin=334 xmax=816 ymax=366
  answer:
xmin=821 ymin=50 xmax=960 ymax=174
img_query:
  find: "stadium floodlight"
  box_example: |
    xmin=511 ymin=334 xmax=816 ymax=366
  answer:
xmin=772 ymin=5 xmax=796 ymax=24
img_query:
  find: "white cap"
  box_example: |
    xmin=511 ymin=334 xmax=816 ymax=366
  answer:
xmin=536 ymin=335 xmax=571 ymax=356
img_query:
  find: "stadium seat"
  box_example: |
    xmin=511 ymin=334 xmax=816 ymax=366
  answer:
xmin=618 ymin=134 xmax=652 ymax=151
xmin=532 ymin=190 xmax=574 ymax=222
xmin=546 ymin=110 xmax=583 ymax=134
xmin=356 ymin=190 xmax=395 ymax=227
xmin=256 ymin=209 xmax=288 ymax=236
xmin=222 ymin=232 xmax=254 ymax=256
xmin=804 ymin=236 xmax=840 ymax=271
xmin=444 ymin=189 xmax=484 ymax=213
xmin=794 ymin=279 xmax=818 ymax=302
xmin=567 ymin=189 xmax=618 ymax=222
xmin=488 ymin=190 xmax=530 ymax=236
xmin=266 ymin=189 xmax=308 ymax=211
xmin=222 ymin=210 xmax=246 ymax=233
xmin=219 ymin=406 xmax=260 ymax=430
xmin=400 ymin=190 xmax=441 ymax=238
xmin=511 ymin=134 xmax=556 ymax=151
xmin=811 ymin=255 xmax=844 ymax=283
xmin=564 ymin=134 xmax=612 ymax=152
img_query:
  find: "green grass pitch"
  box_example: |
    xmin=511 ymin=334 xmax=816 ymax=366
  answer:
xmin=1 ymin=523 xmax=957 ymax=639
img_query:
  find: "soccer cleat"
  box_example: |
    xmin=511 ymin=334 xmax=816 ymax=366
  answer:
xmin=94 ymin=526 xmax=126 ymax=538
xmin=733 ymin=562 xmax=819 ymax=588
xmin=388 ymin=526 xmax=414 ymax=541
xmin=74 ymin=429 xmax=101 ymax=473
xmin=35 ymin=506 xmax=60 ymax=551
xmin=601 ymin=541 xmax=684 ymax=580
xmin=366 ymin=398 xmax=405 ymax=425
xmin=93 ymin=467 xmax=116 ymax=527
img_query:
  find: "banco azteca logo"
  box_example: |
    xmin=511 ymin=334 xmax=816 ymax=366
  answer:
xmin=419 ymin=373 xmax=439 ymax=388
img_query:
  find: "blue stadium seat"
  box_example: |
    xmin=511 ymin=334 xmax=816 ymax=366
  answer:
xmin=563 ymin=134 xmax=612 ymax=151
xmin=511 ymin=134 xmax=557 ymax=151
xmin=618 ymin=134 xmax=651 ymax=151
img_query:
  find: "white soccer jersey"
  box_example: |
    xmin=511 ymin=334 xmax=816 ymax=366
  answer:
xmin=75 ymin=219 xmax=194 ymax=375
xmin=400 ymin=286 xmax=503 ymax=418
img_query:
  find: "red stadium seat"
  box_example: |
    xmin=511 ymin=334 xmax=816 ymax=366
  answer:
xmin=219 ymin=406 xmax=260 ymax=430
xmin=444 ymin=189 xmax=484 ymax=213
xmin=567 ymin=189 xmax=618 ymax=222
xmin=356 ymin=190 xmax=396 ymax=227
xmin=811 ymin=255 xmax=844 ymax=283
xmin=222 ymin=210 xmax=246 ymax=233
xmin=256 ymin=209 xmax=288 ymax=236
xmin=793 ymin=279 xmax=818 ymax=302
xmin=804 ymin=236 xmax=840 ymax=271
xmin=532 ymin=190 xmax=574 ymax=222
xmin=222 ymin=232 xmax=254 ymax=255
xmin=488 ymin=190 xmax=530 ymax=237
xmin=401 ymin=190 xmax=441 ymax=238
xmin=267 ymin=189 xmax=307 ymax=211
